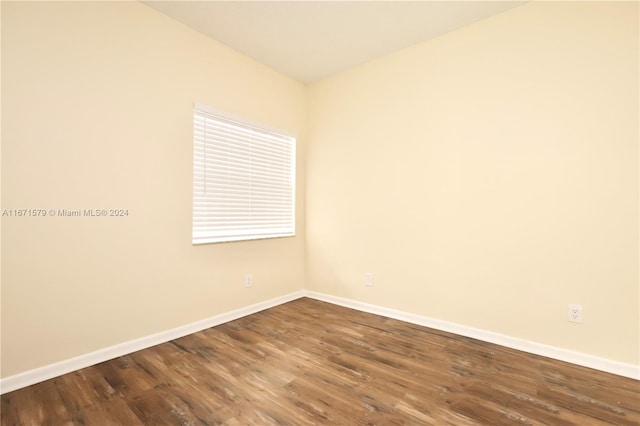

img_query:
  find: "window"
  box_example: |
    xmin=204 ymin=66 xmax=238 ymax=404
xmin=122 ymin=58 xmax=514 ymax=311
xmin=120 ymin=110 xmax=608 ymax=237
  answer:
xmin=193 ymin=103 xmax=296 ymax=244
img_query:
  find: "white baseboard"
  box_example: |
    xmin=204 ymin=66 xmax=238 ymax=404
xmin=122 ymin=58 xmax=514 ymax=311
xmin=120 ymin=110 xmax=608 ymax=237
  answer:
xmin=304 ymin=290 xmax=640 ymax=380
xmin=0 ymin=290 xmax=306 ymax=394
xmin=3 ymin=288 xmax=637 ymax=395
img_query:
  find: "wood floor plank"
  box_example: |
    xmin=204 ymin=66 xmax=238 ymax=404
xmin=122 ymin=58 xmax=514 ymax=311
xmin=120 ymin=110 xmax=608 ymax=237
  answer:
xmin=2 ymin=297 xmax=638 ymax=425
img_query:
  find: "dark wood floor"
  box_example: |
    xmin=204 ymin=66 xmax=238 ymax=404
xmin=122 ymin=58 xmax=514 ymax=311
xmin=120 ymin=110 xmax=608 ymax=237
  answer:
xmin=1 ymin=298 xmax=639 ymax=425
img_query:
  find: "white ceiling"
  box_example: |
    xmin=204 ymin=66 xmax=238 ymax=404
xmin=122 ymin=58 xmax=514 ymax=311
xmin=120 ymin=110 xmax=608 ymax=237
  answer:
xmin=143 ymin=1 xmax=525 ymax=83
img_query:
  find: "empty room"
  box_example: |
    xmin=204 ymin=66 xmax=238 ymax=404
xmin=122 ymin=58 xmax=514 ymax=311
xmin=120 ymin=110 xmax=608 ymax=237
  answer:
xmin=1 ymin=0 xmax=638 ymax=424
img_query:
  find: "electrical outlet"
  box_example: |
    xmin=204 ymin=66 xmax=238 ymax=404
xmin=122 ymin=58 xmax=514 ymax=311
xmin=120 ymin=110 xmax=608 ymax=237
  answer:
xmin=245 ymin=274 xmax=253 ymax=288
xmin=568 ymin=304 xmax=582 ymax=323
xmin=365 ymin=272 xmax=374 ymax=287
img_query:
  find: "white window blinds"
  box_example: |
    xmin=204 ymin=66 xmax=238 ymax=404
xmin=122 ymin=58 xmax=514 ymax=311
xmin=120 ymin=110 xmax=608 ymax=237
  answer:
xmin=193 ymin=103 xmax=296 ymax=244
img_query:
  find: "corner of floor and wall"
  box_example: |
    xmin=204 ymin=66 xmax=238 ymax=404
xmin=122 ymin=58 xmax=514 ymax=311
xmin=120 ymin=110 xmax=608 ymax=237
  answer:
xmin=1 ymin=1 xmax=638 ymax=394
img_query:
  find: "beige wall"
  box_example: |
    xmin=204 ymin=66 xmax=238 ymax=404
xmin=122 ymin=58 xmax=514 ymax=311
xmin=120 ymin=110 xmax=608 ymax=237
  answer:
xmin=307 ymin=1 xmax=639 ymax=364
xmin=2 ymin=0 xmax=638 ymax=379
xmin=1 ymin=1 xmax=306 ymax=377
